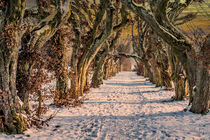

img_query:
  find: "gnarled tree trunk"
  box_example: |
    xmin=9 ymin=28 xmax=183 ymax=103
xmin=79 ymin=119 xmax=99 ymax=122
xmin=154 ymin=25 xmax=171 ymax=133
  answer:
xmin=0 ymin=0 xmax=28 ymax=134
xmin=17 ymin=0 xmax=71 ymax=110
xmin=73 ymin=2 xmax=128 ymax=97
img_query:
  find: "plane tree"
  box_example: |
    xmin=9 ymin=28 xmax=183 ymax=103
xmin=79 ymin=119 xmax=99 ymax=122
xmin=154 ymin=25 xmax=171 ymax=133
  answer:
xmin=91 ymin=31 xmax=122 ymax=88
xmin=122 ymin=0 xmax=209 ymax=114
xmin=17 ymin=0 xmax=71 ymax=112
xmin=0 ymin=0 xmax=72 ymax=133
xmin=0 ymin=0 xmax=29 ymax=134
xmin=69 ymin=0 xmax=129 ymax=98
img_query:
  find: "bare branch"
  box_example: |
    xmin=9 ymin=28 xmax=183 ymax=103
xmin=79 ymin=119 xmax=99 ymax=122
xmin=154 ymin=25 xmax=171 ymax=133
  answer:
xmin=121 ymin=0 xmax=192 ymax=52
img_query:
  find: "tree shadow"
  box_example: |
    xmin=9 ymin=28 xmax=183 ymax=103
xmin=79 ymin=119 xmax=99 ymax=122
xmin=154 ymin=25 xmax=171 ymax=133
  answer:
xmin=143 ymin=99 xmax=180 ymax=104
xmin=52 ymin=110 xmax=193 ymax=123
xmin=85 ymin=101 xmax=143 ymax=105
xmin=84 ymin=98 xmax=182 ymax=105
xmin=105 ymin=82 xmax=155 ymax=87
xmin=126 ymin=89 xmax=164 ymax=95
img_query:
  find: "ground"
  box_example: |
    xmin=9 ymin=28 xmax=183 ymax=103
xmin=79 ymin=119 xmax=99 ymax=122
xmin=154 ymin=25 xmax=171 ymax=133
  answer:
xmin=0 ymin=72 xmax=209 ymax=140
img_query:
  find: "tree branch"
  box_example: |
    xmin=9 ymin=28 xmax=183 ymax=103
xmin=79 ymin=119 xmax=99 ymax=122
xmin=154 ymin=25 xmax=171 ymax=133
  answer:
xmin=175 ymin=13 xmax=197 ymax=26
xmin=117 ymin=53 xmax=143 ymax=61
xmin=121 ymin=0 xmax=192 ymax=52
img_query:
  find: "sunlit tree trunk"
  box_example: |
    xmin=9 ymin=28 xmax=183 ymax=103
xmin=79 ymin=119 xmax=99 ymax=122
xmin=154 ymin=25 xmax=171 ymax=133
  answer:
xmin=92 ymin=31 xmax=121 ymax=88
xmin=75 ymin=3 xmax=128 ymax=97
xmin=153 ymin=41 xmax=172 ymax=88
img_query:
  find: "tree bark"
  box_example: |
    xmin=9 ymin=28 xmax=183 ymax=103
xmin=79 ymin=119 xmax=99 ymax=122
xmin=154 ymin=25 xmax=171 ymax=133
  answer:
xmin=51 ymin=30 xmax=70 ymax=102
xmin=168 ymin=47 xmax=186 ymax=100
xmin=91 ymin=46 xmax=108 ymax=88
xmin=0 ymin=0 xmax=29 ymax=133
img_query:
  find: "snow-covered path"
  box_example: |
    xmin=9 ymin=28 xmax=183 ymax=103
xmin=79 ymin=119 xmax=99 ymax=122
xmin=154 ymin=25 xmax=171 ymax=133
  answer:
xmin=1 ymin=72 xmax=210 ymax=140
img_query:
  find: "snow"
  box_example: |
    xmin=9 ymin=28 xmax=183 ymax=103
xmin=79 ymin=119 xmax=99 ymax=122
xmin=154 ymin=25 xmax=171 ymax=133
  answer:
xmin=0 ymin=72 xmax=209 ymax=140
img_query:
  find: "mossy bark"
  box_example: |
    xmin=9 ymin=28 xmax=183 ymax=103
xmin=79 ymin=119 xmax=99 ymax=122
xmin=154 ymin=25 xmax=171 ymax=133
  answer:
xmin=0 ymin=0 xmax=28 ymax=134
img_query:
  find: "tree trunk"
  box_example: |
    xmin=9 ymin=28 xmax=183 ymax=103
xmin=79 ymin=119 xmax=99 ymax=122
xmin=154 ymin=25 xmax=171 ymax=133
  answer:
xmin=189 ymin=60 xmax=209 ymax=114
xmin=70 ymin=49 xmax=80 ymax=99
xmin=144 ymin=63 xmax=154 ymax=82
xmin=150 ymin=56 xmax=162 ymax=87
xmin=0 ymin=0 xmax=29 ymax=133
xmin=17 ymin=0 xmax=71 ymax=108
xmin=104 ymin=59 xmax=112 ymax=80
xmin=91 ymin=53 xmax=107 ymax=88
xmin=70 ymin=70 xmax=80 ymax=99
xmin=53 ymin=31 xmax=70 ymax=101
xmin=16 ymin=52 xmax=32 ymax=113
xmin=91 ymin=31 xmax=121 ymax=87
xmin=0 ymin=44 xmax=28 ymax=134
xmin=136 ymin=62 xmax=144 ymax=76
xmin=176 ymin=48 xmax=209 ymax=114
xmin=76 ymin=4 xmax=126 ymax=96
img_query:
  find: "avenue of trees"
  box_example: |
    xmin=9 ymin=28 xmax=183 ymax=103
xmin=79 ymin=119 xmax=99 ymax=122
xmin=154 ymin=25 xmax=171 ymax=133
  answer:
xmin=0 ymin=0 xmax=209 ymax=134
